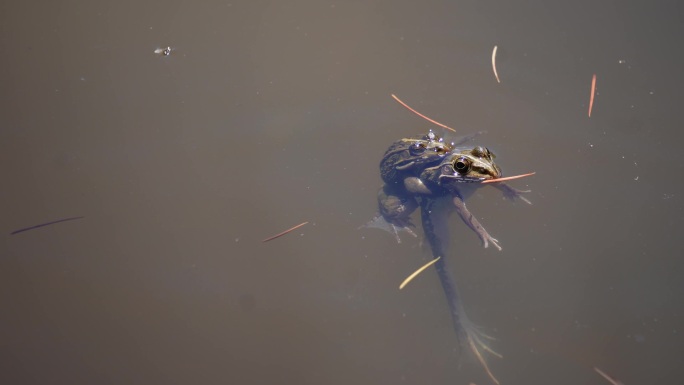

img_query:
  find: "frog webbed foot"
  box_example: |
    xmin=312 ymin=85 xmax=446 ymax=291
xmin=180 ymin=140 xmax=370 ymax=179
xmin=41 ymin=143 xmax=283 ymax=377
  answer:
xmin=495 ymin=182 xmax=532 ymax=205
xmin=361 ymin=185 xmax=419 ymax=243
xmin=362 ymin=214 xmax=417 ymax=243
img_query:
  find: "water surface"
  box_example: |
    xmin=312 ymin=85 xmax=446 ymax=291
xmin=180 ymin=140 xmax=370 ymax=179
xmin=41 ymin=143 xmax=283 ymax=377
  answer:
xmin=2 ymin=1 xmax=683 ymax=384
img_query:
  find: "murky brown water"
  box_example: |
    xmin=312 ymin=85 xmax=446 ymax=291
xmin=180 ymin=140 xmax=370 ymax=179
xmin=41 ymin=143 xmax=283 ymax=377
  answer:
xmin=2 ymin=1 xmax=684 ymax=384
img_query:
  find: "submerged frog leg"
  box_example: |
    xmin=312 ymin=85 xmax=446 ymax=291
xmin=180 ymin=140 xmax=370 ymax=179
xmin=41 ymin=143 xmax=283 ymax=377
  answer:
xmin=362 ymin=214 xmax=417 ymax=243
xmin=469 ymin=330 xmax=503 ymax=358
xmin=493 ymin=182 xmax=532 ymax=205
xmin=473 ymin=328 xmax=498 ymax=341
xmin=451 ymin=194 xmax=502 ymax=251
xmin=435 ymin=257 xmax=501 ymax=385
xmin=361 ymin=185 xmax=418 ymax=243
xmin=466 ymin=335 xmax=502 ymax=385
xmin=420 ymin=198 xmax=501 ymax=384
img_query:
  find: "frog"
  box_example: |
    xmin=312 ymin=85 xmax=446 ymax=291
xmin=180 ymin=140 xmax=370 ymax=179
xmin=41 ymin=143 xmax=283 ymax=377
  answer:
xmin=372 ymin=131 xmax=452 ymax=240
xmin=369 ymin=136 xmax=531 ymax=245
xmin=379 ymin=145 xmax=532 ymax=384
xmin=368 ymin=131 xmax=489 ymax=242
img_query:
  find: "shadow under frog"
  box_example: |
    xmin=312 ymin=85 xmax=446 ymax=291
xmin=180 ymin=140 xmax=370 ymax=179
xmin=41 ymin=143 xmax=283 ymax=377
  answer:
xmin=365 ymin=133 xmax=532 ymax=385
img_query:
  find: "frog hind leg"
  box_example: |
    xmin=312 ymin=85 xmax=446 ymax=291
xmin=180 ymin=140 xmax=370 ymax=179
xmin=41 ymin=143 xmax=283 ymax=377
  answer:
xmin=432 ymin=255 xmax=502 ymax=385
xmin=360 ymin=185 xmax=418 ymax=243
xmin=362 ymin=214 xmax=417 ymax=243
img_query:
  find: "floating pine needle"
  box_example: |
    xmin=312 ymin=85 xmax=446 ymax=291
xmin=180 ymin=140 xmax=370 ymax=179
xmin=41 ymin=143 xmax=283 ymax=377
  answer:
xmin=594 ymin=367 xmax=624 ymax=385
xmin=262 ymin=221 xmax=309 ymax=242
xmin=588 ymin=74 xmax=597 ymax=117
xmin=481 ymin=172 xmax=536 ymax=184
xmin=492 ymin=45 xmax=501 ymax=83
xmin=399 ymin=257 xmax=441 ymax=290
xmin=391 ymin=94 xmax=457 ymax=133
xmin=10 ymin=216 xmax=84 ymax=235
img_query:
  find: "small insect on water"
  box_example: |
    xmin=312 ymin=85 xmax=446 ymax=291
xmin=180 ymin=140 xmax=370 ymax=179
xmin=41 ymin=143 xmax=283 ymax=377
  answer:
xmin=154 ymin=46 xmax=173 ymax=56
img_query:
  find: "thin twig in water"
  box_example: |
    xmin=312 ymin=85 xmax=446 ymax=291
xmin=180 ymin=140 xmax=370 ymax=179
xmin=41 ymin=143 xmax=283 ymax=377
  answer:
xmin=399 ymin=257 xmax=441 ymax=290
xmin=588 ymin=74 xmax=597 ymax=117
xmin=262 ymin=221 xmax=309 ymax=242
xmin=10 ymin=216 xmax=84 ymax=235
xmin=481 ymin=172 xmax=536 ymax=184
xmin=594 ymin=367 xmax=624 ymax=385
xmin=391 ymin=94 xmax=457 ymax=133
xmin=492 ymin=45 xmax=501 ymax=83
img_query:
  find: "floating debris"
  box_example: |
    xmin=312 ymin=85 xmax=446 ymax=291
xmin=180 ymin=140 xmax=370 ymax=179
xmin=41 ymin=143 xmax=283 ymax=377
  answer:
xmin=262 ymin=221 xmax=309 ymax=242
xmin=10 ymin=216 xmax=84 ymax=235
xmin=588 ymin=74 xmax=597 ymax=117
xmin=481 ymin=172 xmax=536 ymax=184
xmin=399 ymin=257 xmax=441 ymax=290
xmin=154 ymin=46 xmax=173 ymax=56
xmin=492 ymin=45 xmax=501 ymax=83
xmin=391 ymin=94 xmax=457 ymax=133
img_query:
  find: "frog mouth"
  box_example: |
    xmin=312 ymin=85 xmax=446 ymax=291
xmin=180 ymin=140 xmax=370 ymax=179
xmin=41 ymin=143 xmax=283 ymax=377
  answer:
xmin=438 ymin=174 xmax=489 ymax=183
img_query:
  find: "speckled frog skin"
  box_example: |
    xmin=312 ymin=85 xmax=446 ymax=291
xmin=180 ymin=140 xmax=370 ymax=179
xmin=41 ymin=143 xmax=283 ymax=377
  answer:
xmin=375 ymin=131 xmax=452 ymax=238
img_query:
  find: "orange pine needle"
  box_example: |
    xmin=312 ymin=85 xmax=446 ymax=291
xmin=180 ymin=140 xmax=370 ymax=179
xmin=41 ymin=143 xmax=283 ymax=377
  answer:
xmin=391 ymin=94 xmax=457 ymax=133
xmin=492 ymin=45 xmax=501 ymax=83
xmin=262 ymin=221 xmax=309 ymax=242
xmin=588 ymin=74 xmax=597 ymax=117
xmin=481 ymin=172 xmax=536 ymax=184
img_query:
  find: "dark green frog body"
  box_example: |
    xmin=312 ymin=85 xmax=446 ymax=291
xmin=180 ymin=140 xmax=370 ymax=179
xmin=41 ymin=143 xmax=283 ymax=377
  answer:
xmin=379 ymin=131 xmax=451 ymax=186
xmin=372 ymin=131 xmax=453 ymax=240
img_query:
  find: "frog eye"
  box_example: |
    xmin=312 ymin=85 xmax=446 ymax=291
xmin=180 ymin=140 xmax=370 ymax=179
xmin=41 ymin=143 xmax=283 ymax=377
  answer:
xmin=454 ymin=157 xmax=471 ymax=174
xmin=409 ymin=142 xmax=427 ymax=155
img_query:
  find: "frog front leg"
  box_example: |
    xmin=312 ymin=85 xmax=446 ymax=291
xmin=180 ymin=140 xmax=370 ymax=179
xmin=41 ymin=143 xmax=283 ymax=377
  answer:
xmin=403 ymin=176 xmax=434 ymax=195
xmin=493 ymin=182 xmax=532 ymax=205
xmin=451 ymin=191 xmax=502 ymax=251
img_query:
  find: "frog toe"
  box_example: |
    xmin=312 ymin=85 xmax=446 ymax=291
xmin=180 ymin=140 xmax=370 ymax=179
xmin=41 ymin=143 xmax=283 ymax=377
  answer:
xmin=484 ymin=236 xmax=502 ymax=251
xmin=496 ymin=183 xmax=533 ymax=205
xmin=362 ymin=215 xmax=417 ymax=243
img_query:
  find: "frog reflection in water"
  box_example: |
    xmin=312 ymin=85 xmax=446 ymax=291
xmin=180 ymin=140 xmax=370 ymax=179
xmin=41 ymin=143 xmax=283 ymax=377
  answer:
xmin=368 ymin=134 xmax=531 ymax=385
